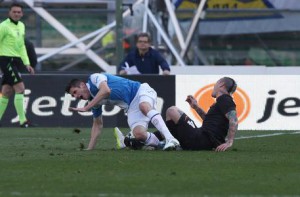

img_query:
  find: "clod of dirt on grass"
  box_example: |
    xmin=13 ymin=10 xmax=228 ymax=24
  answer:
xmin=79 ymin=143 xmax=85 ymax=150
xmin=73 ymin=128 xmax=81 ymax=134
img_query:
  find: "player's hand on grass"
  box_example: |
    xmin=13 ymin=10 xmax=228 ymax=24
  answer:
xmin=215 ymin=141 xmax=232 ymax=152
xmin=78 ymin=143 xmax=92 ymax=151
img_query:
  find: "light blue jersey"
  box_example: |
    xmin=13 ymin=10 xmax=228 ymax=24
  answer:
xmin=87 ymin=73 xmax=141 ymax=117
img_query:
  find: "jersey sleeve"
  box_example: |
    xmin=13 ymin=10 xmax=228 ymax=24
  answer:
xmin=19 ymin=23 xmax=30 ymax=66
xmin=90 ymin=73 xmax=108 ymax=88
xmin=20 ymin=42 xmax=30 ymax=66
xmin=218 ymin=95 xmax=236 ymax=115
xmin=0 ymin=23 xmax=6 ymax=42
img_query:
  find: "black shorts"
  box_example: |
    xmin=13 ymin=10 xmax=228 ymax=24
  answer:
xmin=166 ymin=113 xmax=220 ymax=150
xmin=0 ymin=56 xmax=23 ymax=86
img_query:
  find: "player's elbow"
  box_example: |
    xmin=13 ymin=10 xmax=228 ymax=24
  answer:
xmin=104 ymin=88 xmax=111 ymax=98
xmin=231 ymin=122 xmax=238 ymax=133
xmin=101 ymin=86 xmax=111 ymax=98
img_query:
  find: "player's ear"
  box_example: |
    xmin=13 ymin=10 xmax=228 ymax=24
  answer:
xmin=219 ymin=81 xmax=225 ymax=89
xmin=228 ymin=79 xmax=237 ymax=94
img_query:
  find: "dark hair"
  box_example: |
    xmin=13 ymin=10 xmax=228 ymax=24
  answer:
xmin=136 ymin=32 xmax=151 ymax=43
xmin=9 ymin=2 xmax=23 ymax=10
xmin=65 ymin=79 xmax=82 ymax=93
xmin=222 ymin=77 xmax=237 ymax=94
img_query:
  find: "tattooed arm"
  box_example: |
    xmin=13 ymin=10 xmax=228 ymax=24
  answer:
xmin=215 ymin=110 xmax=238 ymax=152
xmin=185 ymin=95 xmax=206 ymax=120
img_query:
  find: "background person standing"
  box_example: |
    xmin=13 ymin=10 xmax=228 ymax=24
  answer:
xmin=16 ymin=38 xmax=38 ymax=73
xmin=0 ymin=3 xmax=35 ymax=127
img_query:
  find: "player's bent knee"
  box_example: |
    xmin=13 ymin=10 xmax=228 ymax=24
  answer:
xmin=139 ymin=102 xmax=153 ymax=115
xmin=13 ymin=83 xmax=25 ymax=93
xmin=132 ymin=132 xmax=146 ymax=141
xmin=166 ymin=106 xmax=178 ymax=118
xmin=131 ymin=129 xmax=147 ymax=142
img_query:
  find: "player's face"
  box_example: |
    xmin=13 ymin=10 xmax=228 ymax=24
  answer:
xmin=9 ymin=6 xmax=23 ymax=22
xmin=211 ymin=79 xmax=224 ymax=98
xmin=69 ymin=83 xmax=90 ymax=100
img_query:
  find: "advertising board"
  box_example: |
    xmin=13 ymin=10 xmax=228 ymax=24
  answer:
xmin=1 ymin=74 xmax=299 ymax=130
xmin=0 ymin=74 xmax=175 ymax=127
xmin=176 ymin=75 xmax=300 ymax=130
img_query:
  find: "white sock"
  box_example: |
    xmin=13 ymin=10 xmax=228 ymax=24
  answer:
xmin=147 ymin=110 xmax=174 ymax=140
xmin=145 ymin=132 xmax=159 ymax=146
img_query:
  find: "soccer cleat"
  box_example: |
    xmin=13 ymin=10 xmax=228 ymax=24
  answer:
xmin=156 ymin=141 xmax=166 ymax=150
xmin=163 ymin=138 xmax=181 ymax=151
xmin=124 ymin=134 xmax=145 ymax=150
xmin=20 ymin=120 xmax=35 ymax=128
xmin=114 ymin=127 xmax=126 ymax=149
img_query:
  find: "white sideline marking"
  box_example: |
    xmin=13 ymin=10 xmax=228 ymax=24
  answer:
xmin=236 ymin=131 xmax=300 ymax=140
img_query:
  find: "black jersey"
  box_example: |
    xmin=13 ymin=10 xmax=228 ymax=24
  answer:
xmin=202 ymin=94 xmax=236 ymax=143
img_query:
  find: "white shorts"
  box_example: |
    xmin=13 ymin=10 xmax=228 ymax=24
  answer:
xmin=127 ymin=83 xmax=157 ymax=130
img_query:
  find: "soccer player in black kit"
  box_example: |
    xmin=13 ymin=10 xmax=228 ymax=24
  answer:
xmin=164 ymin=77 xmax=238 ymax=151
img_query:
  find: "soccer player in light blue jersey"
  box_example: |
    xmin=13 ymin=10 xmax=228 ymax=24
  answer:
xmin=66 ymin=73 xmax=180 ymax=150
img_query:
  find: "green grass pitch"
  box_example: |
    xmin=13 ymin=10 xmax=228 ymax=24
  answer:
xmin=0 ymin=128 xmax=299 ymax=197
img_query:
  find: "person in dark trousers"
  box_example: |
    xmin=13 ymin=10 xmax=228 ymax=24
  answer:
xmin=163 ymin=77 xmax=238 ymax=151
xmin=17 ymin=38 xmax=38 ymax=73
xmin=118 ymin=32 xmax=171 ymax=75
xmin=25 ymin=38 xmax=37 ymax=68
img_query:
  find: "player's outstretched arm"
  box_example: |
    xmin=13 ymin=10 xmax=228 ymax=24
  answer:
xmin=69 ymin=81 xmax=111 ymax=113
xmin=85 ymin=81 xmax=111 ymax=111
xmin=86 ymin=116 xmax=103 ymax=150
xmin=215 ymin=110 xmax=238 ymax=152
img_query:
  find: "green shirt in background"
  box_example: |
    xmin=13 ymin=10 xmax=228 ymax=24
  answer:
xmin=0 ymin=18 xmax=30 ymax=66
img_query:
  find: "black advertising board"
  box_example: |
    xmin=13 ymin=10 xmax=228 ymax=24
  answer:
xmin=0 ymin=74 xmax=175 ymax=127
